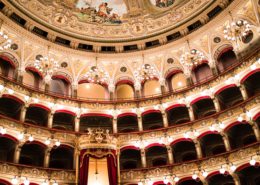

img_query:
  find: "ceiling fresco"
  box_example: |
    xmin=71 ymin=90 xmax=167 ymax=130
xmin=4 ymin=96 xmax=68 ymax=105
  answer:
xmin=150 ymin=0 xmax=175 ymax=8
xmin=7 ymin=0 xmax=216 ymax=41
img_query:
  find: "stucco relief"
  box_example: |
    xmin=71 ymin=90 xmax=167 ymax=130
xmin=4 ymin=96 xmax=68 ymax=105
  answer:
xmin=10 ymin=0 xmax=210 ymax=41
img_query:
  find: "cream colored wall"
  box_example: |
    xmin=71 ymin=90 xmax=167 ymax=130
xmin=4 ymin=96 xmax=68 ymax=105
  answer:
xmin=116 ymin=84 xmax=134 ymax=99
xmin=88 ymin=157 xmax=109 ymax=185
xmin=78 ymin=83 xmax=108 ymax=99
xmin=171 ymin=73 xmax=187 ymax=90
xmin=143 ymin=80 xmax=161 ymax=96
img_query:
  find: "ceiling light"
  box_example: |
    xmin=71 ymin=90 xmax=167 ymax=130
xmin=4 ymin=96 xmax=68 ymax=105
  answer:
xmin=0 ymin=127 xmax=6 ymax=135
xmin=219 ymin=167 xmax=226 ymax=174
xmin=223 ymin=13 xmax=251 ymax=42
xmin=84 ymin=57 xmax=109 ymax=84
xmin=180 ymin=40 xmax=206 ymax=69
xmin=134 ymin=54 xmax=159 ymax=82
xmin=34 ymin=46 xmax=60 ymax=77
xmin=250 ymin=159 xmax=256 ymax=166
xmin=18 ymin=133 xmax=24 ymax=140
xmin=0 ymin=31 xmax=12 ymax=50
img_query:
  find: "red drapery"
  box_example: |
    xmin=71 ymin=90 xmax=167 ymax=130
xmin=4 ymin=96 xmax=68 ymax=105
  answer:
xmin=79 ymin=149 xmax=117 ymax=185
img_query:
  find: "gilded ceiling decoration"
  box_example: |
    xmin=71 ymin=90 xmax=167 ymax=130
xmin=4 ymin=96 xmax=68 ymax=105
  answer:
xmin=8 ymin=0 xmax=212 ymax=41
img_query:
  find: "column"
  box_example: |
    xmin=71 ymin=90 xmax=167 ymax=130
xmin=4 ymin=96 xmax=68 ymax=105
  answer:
xmin=73 ymin=149 xmax=79 ymax=170
xmin=221 ymin=133 xmax=231 ymax=151
xmin=13 ymin=143 xmax=22 ymax=163
xmin=161 ymin=110 xmax=169 ymax=128
xmin=194 ymin=140 xmax=203 ymax=159
xmin=113 ymin=117 xmax=118 ymax=134
xmin=72 ymin=84 xmax=78 ymax=98
xmin=44 ymin=148 xmax=51 ymax=168
xmin=135 ymin=90 xmax=141 ymax=99
xmin=188 ymin=106 xmax=195 ymax=121
xmin=231 ymin=173 xmax=241 ymax=185
xmin=141 ymin=148 xmax=147 ymax=168
xmin=161 ymin=85 xmax=166 ymax=94
xmin=252 ymin=122 xmax=260 ymax=141
xmin=109 ymin=91 xmax=114 ymax=100
xmin=213 ymin=97 xmax=221 ymax=112
xmin=44 ymin=83 xmax=50 ymax=92
xmin=166 ymin=145 xmax=174 ymax=164
xmin=137 ymin=116 xmax=143 ymax=131
xmin=74 ymin=116 xmax=80 ymax=132
xmin=20 ymin=105 xmax=27 ymax=122
xmin=239 ymin=84 xmax=248 ymax=100
xmin=47 ymin=112 xmax=54 ymax=128
xmin=117 ymin=150 xmax=121 ymax=184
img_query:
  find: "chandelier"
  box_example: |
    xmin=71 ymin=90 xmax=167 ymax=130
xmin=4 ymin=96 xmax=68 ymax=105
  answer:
xmin=84 ymin=57 xmax=109 ymax=84
xmin=34 ymin=46 xmax=60 ymax=77
xmin=180 ymin=41 xmax=205 ymax=68
xmin=134 ymin=54 xmax=158 ymax=82
xmin=223 ymin=12 xmax=251 ymax=42
xmin=0 ymin=31 xmax=12 ymax=50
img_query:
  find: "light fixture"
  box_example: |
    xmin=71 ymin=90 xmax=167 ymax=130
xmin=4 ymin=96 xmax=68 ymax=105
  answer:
xmin=219 ymin=166 xmax=226 ymax=174
xmin=202 ymin=170 xmax=208 ymax=177
xmin=180 ymin=40 xmax=206 ymax=69
xmin=173 ymin=176 xmax=179 ymax=182
xmin=192 ymin=173 xmax=198 ymax=180
xmin=28 ymin=135 xmax=34 ymax=142
xmin=250 ymin=158 xmax=256 ymax=166
xmin=237 ymin=116 xmax=243 ymax=122
xmin=11 ymin=176 xmax=30 ymax=185
xmin=34 ymin=46 xmax=60 ymax=77
xmin=23 ymin=178 xmax=30 ymax=185
xmin=163 ymin=176 xmax=169 ymax=184
xmin=0 ymin=31 xmax=12 ymax=50
xmin=230 ymin=164 xmax=237 ymax=172
xmin=18 ymin=132 xmax=24 ymax=141
xmin=133 ymin=54 xmax=159 ymax=82
xmin=45 ymin=137 xmax=61 ymax=147
xmin=0 ymin=126 xmax=6 ymax=135
xmin=223 ymin=12 xmax=251 ymax=42
xmin=11 ymin=176 xmax=19 ymax=185
xmin=84 ymin=57 xmax=109 ymax=84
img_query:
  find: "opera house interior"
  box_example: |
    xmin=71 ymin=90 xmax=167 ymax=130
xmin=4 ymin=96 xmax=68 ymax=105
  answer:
xmin=0 ymin=0 xmax=259 ymax=184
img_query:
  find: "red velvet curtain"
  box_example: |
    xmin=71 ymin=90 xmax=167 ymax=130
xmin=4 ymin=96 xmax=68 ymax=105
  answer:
xmin=80 ymin=151 xmax=89 ymax=185
xmin=79 ymin=149 xmax=117 ymax=185
xmin=107 ymin=154 xmax=117 ymax=185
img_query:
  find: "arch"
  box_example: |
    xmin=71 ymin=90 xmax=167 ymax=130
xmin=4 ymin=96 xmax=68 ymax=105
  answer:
xmin=190 ymin=96 xmax=212 ymax=105
xmin=55 ymin=109 xmax=76 ymax=116
xmin=49 ymin=76 xmax=70 ymax=96
xmin=197 ymin=131 xmax=219 ymax=139
xmin=19 ymin=141 xmax=47 ymax=167
xmin=145 ymin=143 xmax=166 ymax=150
xmin=115 ymin=83 xmax=134 ymax=99
xmin=120 ymin=146 xmax=140 ymax=152
xmin=0 ymin=134 xmax=18 ymax=143
xmin=0 ymin=52 xmax=19 ymax=68
xmin=25 ymin=105 xmax=49 ymax=127
xmin=25 ymin=66 xmax=43 ymax=78
xmin=117 ymin=112 xmax=137 ymax=118
xmin=80 ymin=113 xmax=113 ymax=119
xmin=224 ymin=121 xmax=248 ymax=132
xmin=214 ymin=84 xmax=237 ymax=95
xmin=241 ymin=68 xmax=260 ymax=83
xmin=191 ymin=63 xmax=213 ymax=84
xmin=49 ymin=144 xmax=74 ymax=169
xmin=1 ymin=94 xmax=24 ymax=105
xmin=0 ymin=179 xmax=11 ymax=185
xmin=213 ymin=44 xmax=234 ymax=61
xmin=170 ymin=138 xmax=193 ymax=146
xmin=141 ymin=109 xmax=161 ymax=116
xmin=29 ymin=103 xmax=51 ymax=112
xmin=120 ymin=147 xmax=141 ymax=170
xmin=165 ymin=104 xmax=186 ymax=111
xmin=153 ymin=181 xmax=171 ymax=185
xmin=0 ymin=135 xmax=17 ymax=162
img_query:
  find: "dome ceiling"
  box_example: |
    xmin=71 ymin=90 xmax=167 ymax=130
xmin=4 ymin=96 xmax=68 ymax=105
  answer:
xmin=7 ymin=0 xmax=216 ymax=42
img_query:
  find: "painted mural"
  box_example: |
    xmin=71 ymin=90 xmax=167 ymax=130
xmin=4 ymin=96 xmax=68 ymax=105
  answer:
xmin=151 ymin=0 xmax=175 ymax=8
xmin=39 ymin=0 xmax=127 ymax=24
